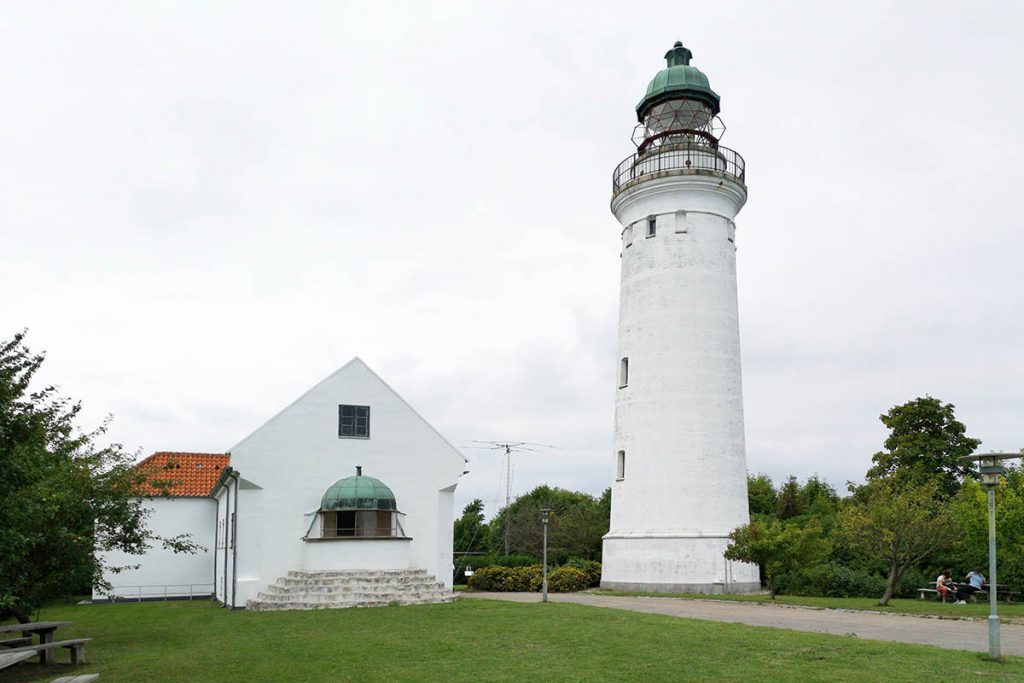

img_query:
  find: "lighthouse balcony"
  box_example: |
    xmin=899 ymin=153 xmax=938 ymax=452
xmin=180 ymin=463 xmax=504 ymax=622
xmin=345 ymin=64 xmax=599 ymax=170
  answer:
xmin=612 ymin=142 xmax=745 ymax=197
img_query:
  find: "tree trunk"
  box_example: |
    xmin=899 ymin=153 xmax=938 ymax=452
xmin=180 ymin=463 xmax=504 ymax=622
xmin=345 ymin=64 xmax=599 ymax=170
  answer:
xmin=879 ymin=563 xmax=900 ymax=606
xmin=769 ymin=575 xmax=776 ymax=601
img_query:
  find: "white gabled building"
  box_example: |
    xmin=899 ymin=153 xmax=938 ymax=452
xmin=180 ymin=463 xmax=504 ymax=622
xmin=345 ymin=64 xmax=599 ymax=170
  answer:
xmin=95 ymin=358 xmax=467 ymax=609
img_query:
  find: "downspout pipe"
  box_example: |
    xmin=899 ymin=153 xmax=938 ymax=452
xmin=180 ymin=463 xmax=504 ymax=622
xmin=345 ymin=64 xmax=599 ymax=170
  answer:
xmin=231 ymin=470 xmax=240 ymax=609
xmin=222 ymin=476 xmax=230 ymax=606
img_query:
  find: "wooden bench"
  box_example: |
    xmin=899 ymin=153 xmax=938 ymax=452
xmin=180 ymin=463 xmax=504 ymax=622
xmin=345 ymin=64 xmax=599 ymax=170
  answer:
xmin=4 ymin=638 xmax=91 ymax=665
xmin=51 ymin=675 xmax=100 ymax=683
xmin=0 ymin=636 xmax=32 ymax=648
xmin=917 ymin=587 xmax=938 ymax=600
xmin=0 ymin=650 xmax=36 ymax=670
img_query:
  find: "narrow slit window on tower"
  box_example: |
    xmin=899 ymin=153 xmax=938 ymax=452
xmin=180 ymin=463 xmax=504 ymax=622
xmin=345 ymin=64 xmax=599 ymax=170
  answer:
xmin=624 ymin=225 xmax=633 ymax=247
xmin=338 ymin=405 xmax=370 ymax=438
xmin=619 ymin=357 xmax=629 ymax=388
xmin=646 ymin=216 xmax=657 ymax=237
xmin=616 ymin=450 xmax=626 ymax=480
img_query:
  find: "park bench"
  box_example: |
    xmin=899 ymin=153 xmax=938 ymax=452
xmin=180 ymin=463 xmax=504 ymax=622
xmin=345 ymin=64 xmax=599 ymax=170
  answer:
xmin=0 ymin=650 xmax=36 ymax=670
xmin=917 ymin=587 xmax=939 ymax=600
xmin=0 ymin=636 xmax=32 ymax=648
xmin=4 ymin=638 xmax=92 ymax=665
xmin=51 ymin=675 xmax=100 ymax=683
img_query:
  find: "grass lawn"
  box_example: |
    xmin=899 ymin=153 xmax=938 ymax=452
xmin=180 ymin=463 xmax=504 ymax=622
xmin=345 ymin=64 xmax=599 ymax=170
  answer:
xmin=593 ymin=590 xmax=1024 ymax=622
xmin=3 ymin=599 xmax=1023 ymax=682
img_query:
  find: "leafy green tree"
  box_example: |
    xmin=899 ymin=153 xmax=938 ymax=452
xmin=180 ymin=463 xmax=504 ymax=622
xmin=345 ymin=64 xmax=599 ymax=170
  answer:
xmin=775 ymin=476 xmax=804 ymax=520
xmin=487 ymin=485 xmax=609 ymax=561
xmin=949 ymin=466 xmax=1024 ymax=591
xmin=837 ymin=478 xmax=958 ymax=605
xmin=454 ymin=498 xmax=489 ymax=555
xmin=725 ymin=517 xmax=829 ymax=599
xmin=866 ymin=397 xmax=980 ymax=498
xmin=746 ymin=473 xmax=777 ymax=517
xmin=0 ymin=332 xmax=200 ymax=622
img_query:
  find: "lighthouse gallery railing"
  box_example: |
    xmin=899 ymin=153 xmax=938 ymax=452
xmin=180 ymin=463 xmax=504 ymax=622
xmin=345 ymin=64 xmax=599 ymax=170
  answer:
xmin=612 ymin=144 xmax=745 ymax=195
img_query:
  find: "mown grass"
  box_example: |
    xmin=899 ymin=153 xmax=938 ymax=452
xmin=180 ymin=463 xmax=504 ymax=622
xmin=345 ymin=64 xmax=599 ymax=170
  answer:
xmin=3 ymin=598 xmax=1023 ymax=682
xmin=592 ymin=590 xmax=1024 ymax=622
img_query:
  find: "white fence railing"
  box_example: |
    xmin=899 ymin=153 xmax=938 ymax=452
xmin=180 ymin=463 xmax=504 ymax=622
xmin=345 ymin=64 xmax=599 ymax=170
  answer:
xmin=101 ymin=583 xmax=215 ymax=602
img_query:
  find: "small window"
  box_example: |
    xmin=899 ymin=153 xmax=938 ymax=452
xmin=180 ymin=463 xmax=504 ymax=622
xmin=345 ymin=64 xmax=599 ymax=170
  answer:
xmin=616 ymin=451 xmax=625 ymax=480
xmin=619 ymin=357 xmax=629 ymax=388
xmin=646 ymin=216 xmax=656 ymax=237
xmin=338 ymin=405 xmax=370 ymax=438
xmin=624 ymin=225 xmax=633 ymax=247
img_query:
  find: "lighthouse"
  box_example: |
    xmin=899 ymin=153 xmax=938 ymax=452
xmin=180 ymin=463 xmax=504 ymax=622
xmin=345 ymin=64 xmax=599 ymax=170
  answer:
xmin=600 ymin=42 xmax=760 ymax=593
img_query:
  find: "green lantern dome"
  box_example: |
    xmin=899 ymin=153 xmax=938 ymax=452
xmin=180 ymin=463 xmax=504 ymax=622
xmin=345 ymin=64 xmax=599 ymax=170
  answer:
xmin=321 ymin=466 xmax=397 ymax=511
xmin=636 ymin=41 xmax=720 ymax=122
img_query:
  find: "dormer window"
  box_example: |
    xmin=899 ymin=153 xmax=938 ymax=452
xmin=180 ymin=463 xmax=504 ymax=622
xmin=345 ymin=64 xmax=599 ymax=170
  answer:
xmin=306 ymin=467 xmax=408 ymax=541
xmin=338 ymin=405 xmax=370 ymax=438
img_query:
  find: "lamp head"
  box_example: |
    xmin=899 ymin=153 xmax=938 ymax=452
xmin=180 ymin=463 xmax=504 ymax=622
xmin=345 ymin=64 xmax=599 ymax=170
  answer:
xmin=960 ymin=452 xmax=1021 ymax=489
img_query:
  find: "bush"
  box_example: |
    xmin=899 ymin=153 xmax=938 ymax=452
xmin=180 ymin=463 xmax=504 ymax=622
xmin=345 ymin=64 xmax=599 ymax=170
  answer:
xmin=455 ymin=554 xmax=537 ymax=584
xmin=513 ymin=565 xmax=544 ymax=592
xmin=563 ymin=558 xmax=602 ymax=588
xmin=774 ymin=563 xmax=887 ymax=598
xmin=468 ymin=564 xmax=544 ymax=592
xmin=547 ymin=567 xmax=589 ymax=593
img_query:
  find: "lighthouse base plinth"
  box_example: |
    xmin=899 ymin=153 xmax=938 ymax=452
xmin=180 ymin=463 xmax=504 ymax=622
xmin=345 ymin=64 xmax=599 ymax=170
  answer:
xmin=601 ymin=533 xmax=761 ymax=595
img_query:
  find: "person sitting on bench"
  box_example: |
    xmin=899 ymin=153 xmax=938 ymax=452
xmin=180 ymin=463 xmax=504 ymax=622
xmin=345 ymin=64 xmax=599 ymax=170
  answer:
xmin=936 ymin=569 xmax=962 ymax=603
xmin=958 ymin=568 xmax=985 ymax=601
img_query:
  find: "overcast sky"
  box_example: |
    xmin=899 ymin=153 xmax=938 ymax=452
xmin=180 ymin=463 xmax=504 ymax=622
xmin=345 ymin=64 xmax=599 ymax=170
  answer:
xmin=4 ymin=2 xmax=1022 ymax=519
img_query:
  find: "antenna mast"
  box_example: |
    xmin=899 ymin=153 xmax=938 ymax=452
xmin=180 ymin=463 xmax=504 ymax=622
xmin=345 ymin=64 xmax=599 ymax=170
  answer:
xmin=466 ymin=440 xmax=558 ymax=555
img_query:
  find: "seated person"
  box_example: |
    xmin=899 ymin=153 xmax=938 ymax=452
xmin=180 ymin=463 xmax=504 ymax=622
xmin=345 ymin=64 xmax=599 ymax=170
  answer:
xmin=959 ymin=568 xmax=986 ymax=601
xmin=936 ymin=569 xmax=960 ymax=603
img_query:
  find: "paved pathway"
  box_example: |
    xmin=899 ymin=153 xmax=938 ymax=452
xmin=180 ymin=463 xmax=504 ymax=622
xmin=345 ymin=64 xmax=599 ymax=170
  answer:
xmin=460 ymin=592 xmax=1024 ymax=656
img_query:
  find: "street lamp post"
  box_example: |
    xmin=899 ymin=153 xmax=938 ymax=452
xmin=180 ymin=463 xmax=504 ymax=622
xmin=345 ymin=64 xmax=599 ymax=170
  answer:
xmin=960 ymin=452 xmax=1021 ymax=661
xmin=541 ymin=508 xmax=551 ymax=603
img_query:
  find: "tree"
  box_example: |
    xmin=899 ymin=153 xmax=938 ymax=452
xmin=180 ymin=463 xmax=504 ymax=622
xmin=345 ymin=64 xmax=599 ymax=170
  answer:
xmin=746 ymin=473 xmax=777 ymax=517
xmin=725 ymin=517 xmax=829 ymax=599
xmin=837 ymin=478 xmax=958 ymax=605
xmin=866 ymin=397 xmax=980 ymax=498
xmin=0 ymin=332 xmax=200 ymax=622
xmin=775 ymin=476 xmax=804 ymax=520
xmin=486 ymin=485 xmax=609 ymax=561
xmin=949 ymin=465 xmax=1024 ymax=591
xmin=454 ymin=499 xmax=489 ymax=555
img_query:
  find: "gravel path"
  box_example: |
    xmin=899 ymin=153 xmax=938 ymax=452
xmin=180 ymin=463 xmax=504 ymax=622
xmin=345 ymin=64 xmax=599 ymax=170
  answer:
xmin=460 ymin=592 xmax=1024 ymax=656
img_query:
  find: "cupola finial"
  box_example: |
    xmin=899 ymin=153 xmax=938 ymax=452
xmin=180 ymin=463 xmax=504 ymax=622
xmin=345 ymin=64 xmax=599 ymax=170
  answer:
xmin=356 ymin=465 xmax=362 ymax=476
xmin=665 ymin=41 xmax=693 ymax=67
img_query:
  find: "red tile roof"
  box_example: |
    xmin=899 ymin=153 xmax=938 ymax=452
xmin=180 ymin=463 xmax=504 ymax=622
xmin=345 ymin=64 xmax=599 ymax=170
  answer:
xmin=134 ymin=452 xmax=230 ymax=497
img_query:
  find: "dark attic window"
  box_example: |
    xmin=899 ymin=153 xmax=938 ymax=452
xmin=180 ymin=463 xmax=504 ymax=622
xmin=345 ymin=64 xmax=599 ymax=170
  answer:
xmin=338 ymin=405 xmax=370 ymax=438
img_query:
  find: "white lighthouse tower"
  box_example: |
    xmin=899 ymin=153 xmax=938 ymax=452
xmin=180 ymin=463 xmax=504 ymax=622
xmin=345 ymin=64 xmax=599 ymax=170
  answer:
xmin=600 ymin=42 xmax=760 ymax=593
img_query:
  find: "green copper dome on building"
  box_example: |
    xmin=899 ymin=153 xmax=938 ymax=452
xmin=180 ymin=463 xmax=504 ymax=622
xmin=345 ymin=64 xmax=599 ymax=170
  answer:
xmin=321 ymin=466 xmax=397 ymax=511
xmin=636 ymin=41 xmax=720 ymax=122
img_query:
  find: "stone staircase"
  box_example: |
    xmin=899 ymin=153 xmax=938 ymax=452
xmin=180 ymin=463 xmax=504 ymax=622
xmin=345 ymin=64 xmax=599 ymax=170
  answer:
xmin=246 ymin=568 xmax=455 ymax=611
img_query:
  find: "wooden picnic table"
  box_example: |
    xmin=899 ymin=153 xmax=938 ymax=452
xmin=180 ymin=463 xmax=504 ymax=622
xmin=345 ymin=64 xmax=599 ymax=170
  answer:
xmin=0 ymin=620 xmax=71 ymax=646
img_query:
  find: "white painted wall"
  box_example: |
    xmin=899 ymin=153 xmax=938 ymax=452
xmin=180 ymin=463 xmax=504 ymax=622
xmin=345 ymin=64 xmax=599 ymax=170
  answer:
xmin=225 ymin=358 xmax=465 ymax=607
xmin=93 ymin=497 xmax=216 ymax=600
xmin=602 ymin=168 xmax=759 ymax=592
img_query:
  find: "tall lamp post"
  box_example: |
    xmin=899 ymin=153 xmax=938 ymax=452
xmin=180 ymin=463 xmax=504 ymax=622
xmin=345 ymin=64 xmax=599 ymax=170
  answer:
xmin=541 ymin=508 xmax=551 ymax=603
xmin=960 ymin=452 xmax=1021 ymax=661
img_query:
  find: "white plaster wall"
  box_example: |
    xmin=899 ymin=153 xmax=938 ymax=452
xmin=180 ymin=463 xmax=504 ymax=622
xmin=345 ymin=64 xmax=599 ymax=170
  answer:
xmin=226 ymin=359 xmax=465 ymax=607
xmin=437 ymin=486 xmax=455 ymax=590
xmin=302 ymin=540 xmax=411 ymax=570
xmin=603 ymin=170 xmax=757 ymax=590
xmin=93 ymin=497 xmax=216 ymax=600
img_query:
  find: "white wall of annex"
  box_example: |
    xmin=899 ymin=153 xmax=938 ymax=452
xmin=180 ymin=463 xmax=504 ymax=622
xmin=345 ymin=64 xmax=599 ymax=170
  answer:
xmin=93 ymin=497 xmax=216 ymax=600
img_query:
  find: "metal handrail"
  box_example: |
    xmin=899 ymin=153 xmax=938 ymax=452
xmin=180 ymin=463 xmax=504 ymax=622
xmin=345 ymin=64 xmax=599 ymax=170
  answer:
xmin=612 ymin=143 xmax=745 ymax=195
xmin=102 ymin=583 xmax=215 ymax=602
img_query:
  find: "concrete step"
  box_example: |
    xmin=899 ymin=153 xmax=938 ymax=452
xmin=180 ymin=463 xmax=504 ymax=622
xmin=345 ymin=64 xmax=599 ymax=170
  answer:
xmin=246 ymin=568 xmax=453 ymax=612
